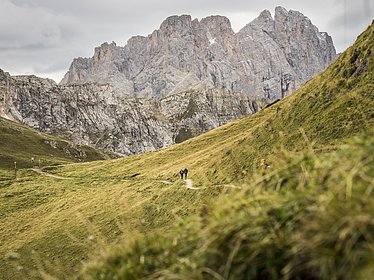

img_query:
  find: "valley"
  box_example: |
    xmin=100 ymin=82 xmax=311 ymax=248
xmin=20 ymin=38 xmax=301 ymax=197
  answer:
xmin=0 ymin=21 xmax=373 ymax=279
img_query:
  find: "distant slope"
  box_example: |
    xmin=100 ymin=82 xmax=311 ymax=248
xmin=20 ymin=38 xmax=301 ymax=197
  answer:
xmin=0 ymin=117 xmax=109 ymax=172
xmin=0 ymin=22 xmax=372 ymax=280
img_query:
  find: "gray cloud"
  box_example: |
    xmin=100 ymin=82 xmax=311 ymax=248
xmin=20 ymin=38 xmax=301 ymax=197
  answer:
xmin=1 ymin=0 xmax=372 ymax=82
xmin=328 ymin=0 xmax=372 ymax=30
xmin=327 ymin=0 xmax=373 ymax=52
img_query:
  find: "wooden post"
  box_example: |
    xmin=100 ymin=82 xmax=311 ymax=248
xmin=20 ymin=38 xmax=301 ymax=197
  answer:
xmin=14 ymin=161 xmax=17 ymax=179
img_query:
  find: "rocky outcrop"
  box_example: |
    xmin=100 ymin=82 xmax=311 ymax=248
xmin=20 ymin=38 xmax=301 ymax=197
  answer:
xmin=60 ymin=7 xmax=336 ymax=101
xmin=1 ymin=69 xmax=259 ymax=155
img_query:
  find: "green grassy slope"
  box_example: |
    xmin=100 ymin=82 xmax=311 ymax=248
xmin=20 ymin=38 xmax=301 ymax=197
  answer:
xmin=0 ymin=117 xmax=109 ymax=172
xmin=0 ymin=22 xmax=373 ymax=280
xmin=53 ymin=21 xmax=373 ymax=188
xmin=78 ymin=22 xmax=374 ymax=279
xmin=82 ymin=132 xmax=374 ymax=280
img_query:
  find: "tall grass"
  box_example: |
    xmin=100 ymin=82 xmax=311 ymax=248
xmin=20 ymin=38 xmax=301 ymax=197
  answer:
xmin=1 ymin=19 xmax=373 ymax=280
xmin=82 ymin=132 xmax=374 ymax=280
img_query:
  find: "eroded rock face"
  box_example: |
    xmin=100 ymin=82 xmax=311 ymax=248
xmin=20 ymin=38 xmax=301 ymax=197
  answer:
xmin=60 ymin=7 xmax=336 ymax=101
xmin=1 ymin=70 xmax=258 ymax=155
xmin=1 ymin=7 xmax=337 ymax=155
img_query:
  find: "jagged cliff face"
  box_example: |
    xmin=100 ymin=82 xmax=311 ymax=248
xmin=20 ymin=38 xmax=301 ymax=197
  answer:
xmin=60 ymin=7 xmax=336 ymax=101
xmin=0 ymin=69 xmax=258 ymax=155
xmin=1 ymin=7 xmax=337 ymax=155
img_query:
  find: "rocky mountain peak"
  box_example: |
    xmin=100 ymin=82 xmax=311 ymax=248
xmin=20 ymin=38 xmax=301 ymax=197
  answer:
xmin=274 ymin=6 xmax=288 ymax=17
xmin=0 ymin=69 xmax=10 ymax=80
xmin=199 ymin=15 xmax=233 ymax=33
xmin=274 ymin=6 xmax=312 ymax=29
xmin=60 ymin=57 xmax=90 ymax=85
xmin=60 ymin=7 xmax=337 ymax=101
xmin=1 ymin=7 xmax=339 ymax=156
xmin=93 ymin=41 xmax=122 ymax=65
xmin=197 ymin=15 xmax=236 ymax=52
xmin=272 ymin=7 xmax=337 ymax=81
xmin=159 ymin=15 xmax=193 ymax=36
xmin=247 ymin=9 xmax=275 ymax=36
xmin=255 ymin=9 xmax=273 ymax=25
xmin=127 ymin=35 xmax=147 ymax=46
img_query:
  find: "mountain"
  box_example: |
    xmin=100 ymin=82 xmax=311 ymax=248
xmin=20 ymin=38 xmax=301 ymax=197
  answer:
xmin=60 ymin=7 xmax=336 ymax=101
xmin=0 ymin=70 xmax=259 ymax=155
xmin=0 ymin=21 xmax=372 ymax=280
xmin=0 ymin=7 xmax=336 ymax=156
xmin=79 ymin=21 xmax=374 ymax=279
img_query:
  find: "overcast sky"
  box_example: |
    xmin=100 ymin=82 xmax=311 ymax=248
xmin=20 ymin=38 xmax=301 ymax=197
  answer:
xmin=0 ymin=0 xmax=372 ymax=82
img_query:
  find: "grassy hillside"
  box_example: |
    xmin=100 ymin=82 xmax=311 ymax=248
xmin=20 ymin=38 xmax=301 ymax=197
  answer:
xmin=78 ymin=21 xmax=374 ymax=279
xmin=82 ymin=132 xmax=374 ymax=280
xmin=0 ymin=117 xmax=109 ymax=173
xmin=0 ymin=22 xmax=373 ymax=280
xmin=53 ymin=21 xmax=373 ymax=187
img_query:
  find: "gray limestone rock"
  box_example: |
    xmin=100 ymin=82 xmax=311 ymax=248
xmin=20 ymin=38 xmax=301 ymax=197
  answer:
xmin=1 ymin=7 xmax=337 ymax=155
xmin=60 ymin=7 xmax=336 ymax=101
xmin=1 ymin=71 xmax=259 ymax=155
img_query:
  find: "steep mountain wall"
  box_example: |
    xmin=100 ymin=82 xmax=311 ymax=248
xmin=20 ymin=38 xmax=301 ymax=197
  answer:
xmin=60 ymin=7 xmax=336 ymax=101
xmin=1 ymin=70 xmax=258 ymax=155
xmin=0 ymin=7 xmax=337 ymax=155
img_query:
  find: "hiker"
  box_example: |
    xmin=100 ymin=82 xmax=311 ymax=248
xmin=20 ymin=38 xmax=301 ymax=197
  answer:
xmin=183 ymin=168 xmax=188 ymax=179
xmin=179 ymin=169 xmax=184 ymax=179
xmin=260 ymin=159 xmax=270 ymax=174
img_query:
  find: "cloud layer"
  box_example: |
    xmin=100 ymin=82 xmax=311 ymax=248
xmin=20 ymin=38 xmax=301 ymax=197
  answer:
xmin=1 ymin=0 xmax=372 ymax=82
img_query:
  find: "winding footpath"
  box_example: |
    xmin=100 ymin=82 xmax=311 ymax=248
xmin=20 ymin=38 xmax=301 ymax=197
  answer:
xmin=30 ymin=168 xmax=241 ymax=191
xmin=184 ymin=179 xmax=241 ymax=190
xmin=31 ymin=168 xmax=72 ymax=180
xmin=184 ymin=179 xmax=200 ymax=190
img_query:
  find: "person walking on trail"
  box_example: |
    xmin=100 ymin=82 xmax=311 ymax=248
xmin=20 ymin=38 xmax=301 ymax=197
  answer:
xmin=179 ymin=169 xmax=184 ymax=179
xmin=183 ymin=168 xmax=188 ymax=179
xmin=260 ymin=159 xmax=270 ymax=174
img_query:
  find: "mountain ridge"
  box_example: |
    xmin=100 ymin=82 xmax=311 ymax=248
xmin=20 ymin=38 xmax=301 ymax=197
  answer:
xmin=0 ymin=21 xmax=372 ymax=280
xmin=77 ymin=20 xmax=373 ymax=279
xmin=0 ymin=7 xmax=337 ymax=156
xmin=60 ymin=7 xmax=336 ymax=101
xmin=0 ymin=70 xmax=260 ymax=155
